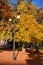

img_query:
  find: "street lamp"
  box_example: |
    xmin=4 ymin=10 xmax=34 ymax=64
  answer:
xmin=13 ymin=15 xmax=20 ymax=60
xmin=9 ymin=18 xmax=16 ymax=60
xmin=9 ymin=15 xmax=20 ymax=60
xmin=17 ymin=15 xmax=20 ymax=19
xmin=9 ymin=19 xmax=12 ymax=21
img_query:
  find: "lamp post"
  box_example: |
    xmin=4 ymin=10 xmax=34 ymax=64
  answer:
xmin=9 ymin=15 xmax=20 ymax=60
xmin=9 ymin=18 xmax=15 ymax=60
xmin=13 ymin=15 xmax=20 ymax=60
xmin=9 ymin=18 xmax=16 ymax=60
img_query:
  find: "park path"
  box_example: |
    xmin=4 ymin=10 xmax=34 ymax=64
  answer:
xmin=0 ymin=49 xmax=43 ymax=65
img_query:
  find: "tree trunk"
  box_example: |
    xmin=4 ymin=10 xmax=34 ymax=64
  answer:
xmin=22 ymin=43 xmax=25 ymax=53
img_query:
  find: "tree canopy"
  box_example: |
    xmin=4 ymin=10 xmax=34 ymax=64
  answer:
xmin=0 ymin=0 xmax=43 ymax=44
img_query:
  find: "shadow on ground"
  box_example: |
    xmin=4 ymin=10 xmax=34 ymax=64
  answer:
xmin=26 ymin=49 xmax=43 ymax=65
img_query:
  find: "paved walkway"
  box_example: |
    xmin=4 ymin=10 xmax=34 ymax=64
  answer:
xmin=0 ymin=49 xmax=43 ymax=65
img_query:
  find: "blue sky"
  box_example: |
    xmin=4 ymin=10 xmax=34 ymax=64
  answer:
xmin=32 ymin=0 xmax=39 ymax=5
xmin=10 ymin=0 xmax=43 ymax=8
xmin=10 ymin=0 xmax=41 ymax=4
xmin=10 ymin=0 xmax=18 ymax=5
xmin=33 ymin=0 xmax=43 ymax=9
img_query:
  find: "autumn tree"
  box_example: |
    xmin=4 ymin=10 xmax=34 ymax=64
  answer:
xmin=0 ymin=0 xmax=43 ymax=51
xmin=0 ymin=0 xmax=17 ymax=42
xmin=15 ymin=1 xmax=43 ymax=51
xmin=0 ymin=0 xmax=16 ymax=21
